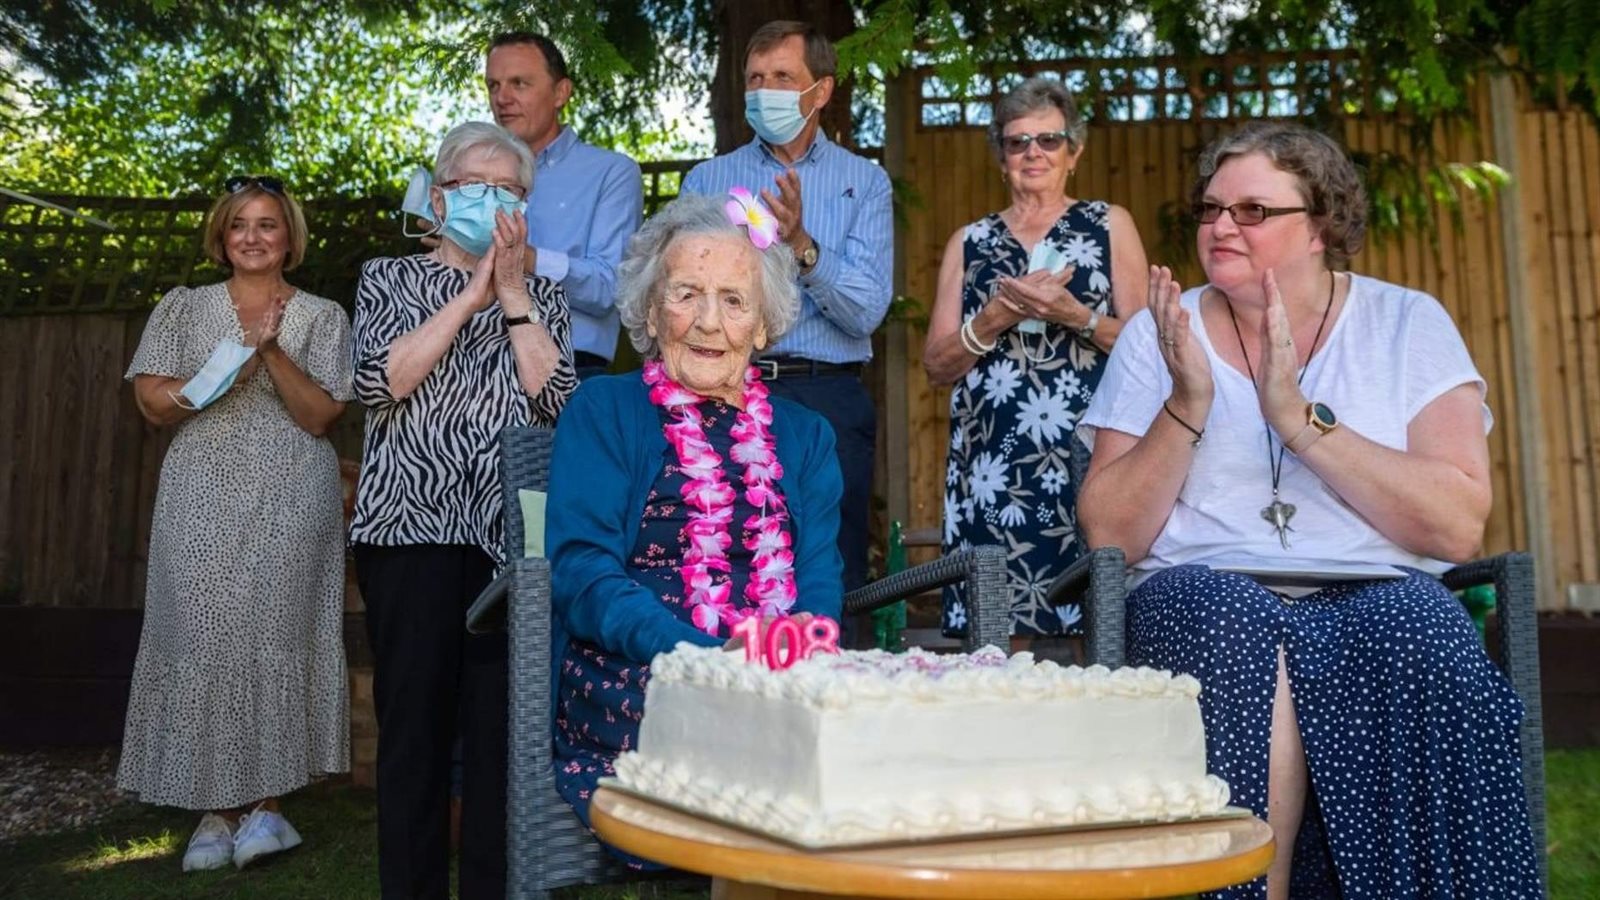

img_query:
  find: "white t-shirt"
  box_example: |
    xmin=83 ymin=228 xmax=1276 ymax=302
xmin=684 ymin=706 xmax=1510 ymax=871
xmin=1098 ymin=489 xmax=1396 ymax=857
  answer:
xmin=1079 ymin=273 xmax=1491 ymax=580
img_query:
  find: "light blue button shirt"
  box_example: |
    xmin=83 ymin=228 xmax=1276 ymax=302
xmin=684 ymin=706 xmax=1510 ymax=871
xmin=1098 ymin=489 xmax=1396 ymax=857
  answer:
xmin=681 ymin=133 xmax=893 ymax=364
xmin=526 ymin=127 xmax=643 ymax=361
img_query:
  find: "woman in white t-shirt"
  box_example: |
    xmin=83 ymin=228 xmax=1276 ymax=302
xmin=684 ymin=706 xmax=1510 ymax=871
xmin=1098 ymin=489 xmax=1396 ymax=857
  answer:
xmin=1078 ymin=122 xmax=1539 ymax=899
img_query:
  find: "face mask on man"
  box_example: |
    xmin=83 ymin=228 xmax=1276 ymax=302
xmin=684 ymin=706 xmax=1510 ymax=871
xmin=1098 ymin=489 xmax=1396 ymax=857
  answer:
xmin=172 ymin=339 xmax=256 ymax=410
xmin=745 ymin=81 xmax=822 ymax=146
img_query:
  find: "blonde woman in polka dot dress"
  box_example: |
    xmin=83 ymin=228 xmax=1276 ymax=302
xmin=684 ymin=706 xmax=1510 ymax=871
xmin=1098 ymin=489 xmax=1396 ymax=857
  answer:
xmin=118 ymin=176 xmax=352 ymax=872
xmin=1079 ymin=123 xmax=1539 ymax=898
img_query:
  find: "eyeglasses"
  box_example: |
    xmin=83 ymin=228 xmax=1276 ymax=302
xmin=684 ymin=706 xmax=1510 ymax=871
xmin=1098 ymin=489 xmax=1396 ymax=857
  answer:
xmin=1000 ymin=131 xmax=1073 ymax=155
xmin=1193 ymin=202 xmax=1309 ymax=226
xmin=439 ymin=180 xmax=526 ymax=202
xmin=224 ymin=175 xmax=286 ymax=196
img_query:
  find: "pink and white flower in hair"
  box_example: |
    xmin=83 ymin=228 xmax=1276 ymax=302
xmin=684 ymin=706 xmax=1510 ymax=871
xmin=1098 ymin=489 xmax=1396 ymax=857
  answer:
xmin=723 ymin=187 xmax=779 ymax=250
xmin=644 ymin=359 xmax=797 ymax=637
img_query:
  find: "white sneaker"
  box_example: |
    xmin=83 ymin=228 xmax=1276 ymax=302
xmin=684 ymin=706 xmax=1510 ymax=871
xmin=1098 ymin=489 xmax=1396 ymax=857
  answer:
xmin=181 ymin=813 xmax=235 ymax=872
xmin=231 ymin=803 xmax=303 ymax=868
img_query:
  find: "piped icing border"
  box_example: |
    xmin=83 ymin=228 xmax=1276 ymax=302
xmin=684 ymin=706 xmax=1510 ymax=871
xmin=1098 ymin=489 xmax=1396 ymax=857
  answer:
xmin=611 ymin=754 xmax=1232 ymax=845
xmin=648 ymin=644 xmax=1204 ymax=709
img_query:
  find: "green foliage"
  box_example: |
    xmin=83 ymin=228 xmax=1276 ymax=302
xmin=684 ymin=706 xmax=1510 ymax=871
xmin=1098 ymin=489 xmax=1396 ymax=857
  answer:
xmin=429 ymin=0 xmax=716 ymax=156
xmin=1514 ymin=0 xmax=1600 ymax=114
xmin=0 ymin=2 xmax=470 ymax=198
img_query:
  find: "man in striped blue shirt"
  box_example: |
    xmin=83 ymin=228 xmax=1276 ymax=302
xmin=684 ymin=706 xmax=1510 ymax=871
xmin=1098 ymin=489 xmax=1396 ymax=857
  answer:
xmin=682 ymin=20 xmax=893 ymax=601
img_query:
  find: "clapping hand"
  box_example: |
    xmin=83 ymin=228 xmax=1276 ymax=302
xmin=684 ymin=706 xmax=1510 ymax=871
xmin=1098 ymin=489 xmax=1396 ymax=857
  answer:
xmin=251 ymin=289 xmax=290 ymax=351
xmin=458 ymin=244 xmax=498 ymax=314
xmin=491 ymin=209 xmax=532 ymax=309
xmin=1150 ymin=266 xmax=1213 ymax=413
xmin=1257 ymin=269 xmax=1309 ymax=435
xmin=761 ymin=169 xmax=810 ymax=249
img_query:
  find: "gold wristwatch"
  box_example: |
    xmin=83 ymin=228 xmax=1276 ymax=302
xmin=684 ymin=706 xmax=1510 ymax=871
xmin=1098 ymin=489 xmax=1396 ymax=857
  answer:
xmin=1286 ymin=401 xmax=1338 ymax=454
xmin=797 ymin=240 xmax=819 ymax=272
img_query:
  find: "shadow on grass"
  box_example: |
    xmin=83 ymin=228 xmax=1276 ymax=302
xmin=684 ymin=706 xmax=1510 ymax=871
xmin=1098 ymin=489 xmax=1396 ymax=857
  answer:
xmin=0 ymin=779 xmax=381 ymax=900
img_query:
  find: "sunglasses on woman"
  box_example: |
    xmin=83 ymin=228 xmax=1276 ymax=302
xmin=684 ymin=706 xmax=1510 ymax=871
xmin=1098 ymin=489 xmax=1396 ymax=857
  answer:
xmin=224 ymin=175 xmax=287 ymax=196
xmin=438 ymin=180 xmax=527 ymax=203
xmin=1192 ymin=202 xmax=1309 ymax=226
xmin=1000 ymin=130 xmax=1073 ymax=155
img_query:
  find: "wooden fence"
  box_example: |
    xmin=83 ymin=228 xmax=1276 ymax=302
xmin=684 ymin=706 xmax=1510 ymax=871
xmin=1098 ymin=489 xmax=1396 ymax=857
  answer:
xmin=884 ymin=57 xmax=1600 ymax=610
xmin=0 ymin=161 xmax=698 ymax=609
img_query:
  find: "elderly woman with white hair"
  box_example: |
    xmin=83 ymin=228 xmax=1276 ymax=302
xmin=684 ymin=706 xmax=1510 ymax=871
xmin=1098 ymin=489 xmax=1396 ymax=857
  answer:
xmin=546 ymin=192 xmax=843 ymax=864
xmin=349 ymin=120 xmax=576 ymax=898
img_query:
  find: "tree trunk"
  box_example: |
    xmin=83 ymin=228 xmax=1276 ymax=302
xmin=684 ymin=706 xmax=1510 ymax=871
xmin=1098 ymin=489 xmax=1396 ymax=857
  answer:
xmin=708 ymin=0 xmax=858 ymax=154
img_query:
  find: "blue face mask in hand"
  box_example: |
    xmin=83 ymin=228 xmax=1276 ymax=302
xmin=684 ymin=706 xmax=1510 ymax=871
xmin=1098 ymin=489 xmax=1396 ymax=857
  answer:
xmin=174 ymin=339 xmax=256 ymax=410
xmin=745 ymin=82 xmax=821 ymax=146
xmin=439 ymin=185 xmax=524 ymax=257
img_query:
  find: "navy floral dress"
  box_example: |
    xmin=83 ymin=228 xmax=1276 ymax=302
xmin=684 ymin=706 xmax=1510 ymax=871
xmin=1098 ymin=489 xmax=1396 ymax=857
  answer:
xmin=552 ymin=398 xmax=788 ymax=866
xmin=943 ymin=201 xmax=1116 ymax=637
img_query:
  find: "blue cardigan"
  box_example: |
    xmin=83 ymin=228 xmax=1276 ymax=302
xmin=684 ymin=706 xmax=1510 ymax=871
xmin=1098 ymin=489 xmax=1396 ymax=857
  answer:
xmin=547 ymin=372 xmax=844 ymax=668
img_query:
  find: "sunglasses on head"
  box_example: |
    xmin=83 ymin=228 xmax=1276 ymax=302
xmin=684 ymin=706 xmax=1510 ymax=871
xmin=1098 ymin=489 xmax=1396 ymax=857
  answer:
xmin=224 ymin=175 xmax=287 ymax=196
xmin=1000 ymin=130 xmax=1073 ymax=155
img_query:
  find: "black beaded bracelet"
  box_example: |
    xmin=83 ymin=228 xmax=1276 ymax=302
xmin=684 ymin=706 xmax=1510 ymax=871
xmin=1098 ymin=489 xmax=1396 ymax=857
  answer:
xmin=1163 ymin=401 xmax=1204 ymax=448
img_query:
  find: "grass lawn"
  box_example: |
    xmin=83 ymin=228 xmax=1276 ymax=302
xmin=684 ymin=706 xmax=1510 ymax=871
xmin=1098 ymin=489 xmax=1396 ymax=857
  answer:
xmin=3 ymin=750 xmax=1596 ymax=899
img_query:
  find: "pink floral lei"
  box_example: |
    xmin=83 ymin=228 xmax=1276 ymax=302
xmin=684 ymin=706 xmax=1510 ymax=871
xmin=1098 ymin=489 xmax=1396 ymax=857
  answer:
xmin=643 ymin=359 xmax=797 ymax=635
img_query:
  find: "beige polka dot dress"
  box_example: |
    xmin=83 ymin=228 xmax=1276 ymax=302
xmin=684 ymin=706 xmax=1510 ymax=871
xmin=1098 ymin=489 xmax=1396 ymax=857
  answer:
xmin=117 ymin=282 xmax=353 ymax=810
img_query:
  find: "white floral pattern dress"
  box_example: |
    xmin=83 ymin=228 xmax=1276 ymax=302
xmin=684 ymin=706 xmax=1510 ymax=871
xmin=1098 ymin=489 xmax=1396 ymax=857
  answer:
xmin=942 ymin=202 xmax=1115 ymax=637
xmin=117 ymin=283 xmax=353 ymax=809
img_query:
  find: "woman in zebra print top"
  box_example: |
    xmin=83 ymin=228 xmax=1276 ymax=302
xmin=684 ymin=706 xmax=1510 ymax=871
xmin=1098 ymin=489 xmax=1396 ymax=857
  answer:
xmin=348 ymin=121 xmax=576 ymax=899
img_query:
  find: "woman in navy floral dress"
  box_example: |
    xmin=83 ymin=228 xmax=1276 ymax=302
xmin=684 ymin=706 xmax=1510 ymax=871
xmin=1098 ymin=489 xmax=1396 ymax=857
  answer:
xmin=547 ymin=194 xmax=844 ymax=866
xmin=925 ymin=77 xmax=1148 ymax=642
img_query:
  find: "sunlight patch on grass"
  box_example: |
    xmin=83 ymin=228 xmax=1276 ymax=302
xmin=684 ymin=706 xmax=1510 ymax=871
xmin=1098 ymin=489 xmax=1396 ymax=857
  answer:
xmin=65 ymin=829 xmax=179 ymax=872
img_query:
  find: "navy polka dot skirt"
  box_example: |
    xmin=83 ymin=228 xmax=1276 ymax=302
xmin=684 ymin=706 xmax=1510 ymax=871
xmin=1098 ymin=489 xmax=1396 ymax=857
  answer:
xmin=1129 ymin=566 xmax=1541 ymax=898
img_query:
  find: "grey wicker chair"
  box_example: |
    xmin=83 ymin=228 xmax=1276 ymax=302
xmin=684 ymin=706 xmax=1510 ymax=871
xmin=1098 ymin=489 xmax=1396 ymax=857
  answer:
xmin=465 ymin=426 xmax=1012 ymax=899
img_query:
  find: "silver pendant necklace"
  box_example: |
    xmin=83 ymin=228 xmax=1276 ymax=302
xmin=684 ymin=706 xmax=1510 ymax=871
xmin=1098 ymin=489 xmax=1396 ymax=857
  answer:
xmin=1225 ymin=271 xmax=1336 ymax=549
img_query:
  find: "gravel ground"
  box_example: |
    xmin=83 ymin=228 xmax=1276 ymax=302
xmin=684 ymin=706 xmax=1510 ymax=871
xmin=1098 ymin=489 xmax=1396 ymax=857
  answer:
xmin=0 ymin=747 xmax=132 ymax=844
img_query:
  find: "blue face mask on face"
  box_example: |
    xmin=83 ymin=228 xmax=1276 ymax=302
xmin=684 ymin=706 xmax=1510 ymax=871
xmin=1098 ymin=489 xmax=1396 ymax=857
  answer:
xmin=439 ymin=185 xmax=524 ymax=256
xmin=745 ymin=82 xmax=821 ymax=146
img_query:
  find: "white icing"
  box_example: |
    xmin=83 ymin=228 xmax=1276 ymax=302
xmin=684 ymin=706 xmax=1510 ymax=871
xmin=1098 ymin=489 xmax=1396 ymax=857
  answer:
xmin=616 ymin=645 xmax=1232 ymax=845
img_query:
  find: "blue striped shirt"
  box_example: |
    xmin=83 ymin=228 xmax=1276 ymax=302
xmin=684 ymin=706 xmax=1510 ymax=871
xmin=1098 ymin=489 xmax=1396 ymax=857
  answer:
xmin=525 ymin=127 xmax=643 ymax=361
xmin=681 ymin=134 xmax=893 ymax=364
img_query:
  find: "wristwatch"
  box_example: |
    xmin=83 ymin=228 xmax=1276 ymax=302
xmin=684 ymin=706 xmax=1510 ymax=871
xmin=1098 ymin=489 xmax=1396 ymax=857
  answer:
xmin=1078 ymin=309 xmax=1101 ymax=339
xmin=1286 ymin=401 xmax=1338 ymax=453
xmin=504 ymin=313 xmax=536 ymax=328
xmin=796 ymin=240 xmax=819 ymax=272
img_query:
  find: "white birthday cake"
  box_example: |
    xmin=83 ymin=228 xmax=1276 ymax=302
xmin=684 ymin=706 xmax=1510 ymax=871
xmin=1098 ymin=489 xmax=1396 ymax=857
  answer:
xmin=610 ymin=644 xmax=1230 ymax=846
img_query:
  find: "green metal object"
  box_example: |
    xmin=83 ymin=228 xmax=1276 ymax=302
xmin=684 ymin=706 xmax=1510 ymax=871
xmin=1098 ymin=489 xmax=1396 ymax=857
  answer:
xmin=871 ymin=521 xmax=909 ymax=651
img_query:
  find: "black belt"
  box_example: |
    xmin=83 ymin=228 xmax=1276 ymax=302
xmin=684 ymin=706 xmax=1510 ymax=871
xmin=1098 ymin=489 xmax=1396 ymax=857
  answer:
xmin=754 ymin=357 xmax=864 ymax=381
xmin=573 ymin=351 xmax=610 ymax=369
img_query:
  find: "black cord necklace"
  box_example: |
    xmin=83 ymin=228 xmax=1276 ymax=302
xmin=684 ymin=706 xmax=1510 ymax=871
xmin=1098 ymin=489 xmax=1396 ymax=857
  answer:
xmin=1225 ymin=270 xmax=1336 ymax=549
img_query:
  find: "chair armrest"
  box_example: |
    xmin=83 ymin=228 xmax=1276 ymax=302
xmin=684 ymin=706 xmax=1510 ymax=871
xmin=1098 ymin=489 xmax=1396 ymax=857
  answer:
xmin=1044 ymin=547 xmax=1127 ymax=668
xmin=465 ymin=567 xmax=514 ymax=635
xmin=844 ymin=545 xmax=1009 ymax=653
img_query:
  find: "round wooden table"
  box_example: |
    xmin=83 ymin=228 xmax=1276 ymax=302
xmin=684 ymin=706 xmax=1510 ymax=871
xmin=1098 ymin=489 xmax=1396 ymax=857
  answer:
xmin=591 ymin=787 xmax=1275 ymax=900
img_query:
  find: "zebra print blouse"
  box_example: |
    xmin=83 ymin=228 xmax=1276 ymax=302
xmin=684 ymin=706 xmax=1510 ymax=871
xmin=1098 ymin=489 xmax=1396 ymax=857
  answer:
xmin=349 ymin=254 xmax=577 ymax=562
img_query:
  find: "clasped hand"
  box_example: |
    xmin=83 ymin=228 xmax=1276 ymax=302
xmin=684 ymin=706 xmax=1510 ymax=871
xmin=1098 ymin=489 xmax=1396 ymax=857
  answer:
xmin=461 ymin=209 xmax=532 ymax=315
xmin=991 ymin=267 xmax=1090 ymax=328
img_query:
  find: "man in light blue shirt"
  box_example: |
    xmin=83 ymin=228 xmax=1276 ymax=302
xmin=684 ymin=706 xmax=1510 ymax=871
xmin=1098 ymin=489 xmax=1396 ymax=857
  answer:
xmin=682 ymin=20 xmax=893 ymax=601
xmin=488 ymin=32 xmax=643 ymax=378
